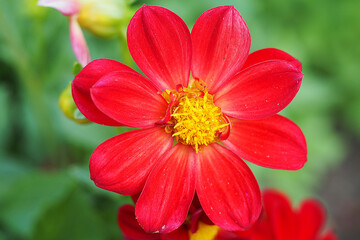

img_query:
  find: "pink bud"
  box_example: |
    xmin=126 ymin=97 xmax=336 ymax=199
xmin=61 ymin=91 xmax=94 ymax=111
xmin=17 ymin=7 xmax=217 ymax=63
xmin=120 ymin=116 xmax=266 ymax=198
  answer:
xmin=37 ymin=0 xmax=80 ymax=16
xmin=69 ymin=15 xmax=91 ymax=67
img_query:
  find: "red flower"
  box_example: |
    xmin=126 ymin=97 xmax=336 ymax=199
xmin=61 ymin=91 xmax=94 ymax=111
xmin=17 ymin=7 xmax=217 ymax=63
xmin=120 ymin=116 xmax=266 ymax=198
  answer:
xmin=117 ymin=196 xmax=219 ymax=240
xmin=217 ymin=190 xmax=338 ymax=240
xmin=72 ymin=5 xmax=307 ymax=233
xmin=118 ymin=191 xmax=337 ymax=240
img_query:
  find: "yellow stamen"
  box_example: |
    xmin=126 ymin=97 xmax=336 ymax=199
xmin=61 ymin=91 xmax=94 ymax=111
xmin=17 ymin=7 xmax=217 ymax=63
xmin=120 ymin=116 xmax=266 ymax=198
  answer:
xmin=189 ymin=222 xmax=220 ymax=240
xmin=163 ymin=81 xmax=229 ymax=153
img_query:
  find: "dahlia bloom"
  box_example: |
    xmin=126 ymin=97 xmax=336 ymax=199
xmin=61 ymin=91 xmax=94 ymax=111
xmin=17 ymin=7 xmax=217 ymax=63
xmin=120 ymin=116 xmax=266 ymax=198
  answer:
xmin=72 ymin=5 xmax=307 ymax=233
xmin=217 ymin=190 xmax=338 ymax=240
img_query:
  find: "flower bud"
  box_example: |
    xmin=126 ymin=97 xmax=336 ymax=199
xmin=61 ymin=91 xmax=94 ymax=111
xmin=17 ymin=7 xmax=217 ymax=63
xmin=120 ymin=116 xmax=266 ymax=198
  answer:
xmin=77 ymin=0 xmax=133 ymax=38
xmin=59 ymin=83 xmax=90 ymax=124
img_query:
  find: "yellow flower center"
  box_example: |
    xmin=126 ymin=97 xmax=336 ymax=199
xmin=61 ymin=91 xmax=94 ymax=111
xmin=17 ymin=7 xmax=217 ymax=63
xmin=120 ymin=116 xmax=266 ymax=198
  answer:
xmin=189 ymin=222 xmax=220 ymax=240
xmin=162 ymin=80 xmax=228 ymax=152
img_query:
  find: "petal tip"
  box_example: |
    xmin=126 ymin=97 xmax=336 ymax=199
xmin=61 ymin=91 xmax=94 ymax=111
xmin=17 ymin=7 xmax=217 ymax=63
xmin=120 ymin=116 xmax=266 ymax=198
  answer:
xmin=292 ymin=156 xmax=307 ymax=170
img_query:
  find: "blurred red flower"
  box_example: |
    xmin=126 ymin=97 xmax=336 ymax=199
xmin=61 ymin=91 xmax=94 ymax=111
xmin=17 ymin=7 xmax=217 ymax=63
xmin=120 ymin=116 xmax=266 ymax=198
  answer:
xmin=118 ymin=191 xmax=337 ymax=240
xmin=217 ymin=190 xmax=338 ymax=240
xmin=72 ymin=5 xmax=306 ymax=233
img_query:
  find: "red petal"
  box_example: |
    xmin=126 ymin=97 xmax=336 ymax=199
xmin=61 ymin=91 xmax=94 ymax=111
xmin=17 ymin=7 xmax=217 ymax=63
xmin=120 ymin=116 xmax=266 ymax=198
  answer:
xmin=215 ymin=229 xmax=253 ymax=240
xmin=196 ymin=143 xmax=261 ymax=231
xmin=91 ymin=71 xmax=167 ymax=128
xmin=69 ymin=15 xmax=90 ymax=67
xmin=242 ymin=48 xmax=302 ymax=72
xmin=262 ymin=190 xmax=297 ymax=240
xmin=189 ymin=208 xmax=204 ymax=233
xmin=90 ymin=127 xmax=173 ymax=195
xmin=297 ymin=200 xmax=326 ymax=240
xmin=162 ymin=226 xmax=189 ymax=240
xmin=191 ymin=6 xmax=250 ymax=93
xmin=72 ymin=59 xmax=135 ymax=126
xmin=127 ymin=5 xmax=191 ymax=90
xmin=131 ymin=194 xmax=140 ymax=204
xmin=223 ymin=115 xmax=307 ymax=170
xmin=135 ymin=144 xmax=196 ymax=234
xmin=214 ymin=60 xmax=303 ymax=120
xmin=118 ymin=205 xmax=161 ymax=240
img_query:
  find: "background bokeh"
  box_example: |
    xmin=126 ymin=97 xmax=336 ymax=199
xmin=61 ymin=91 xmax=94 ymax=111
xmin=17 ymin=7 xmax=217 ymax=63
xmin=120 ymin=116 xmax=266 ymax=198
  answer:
xmin=0 ymin=0 xmax=359 ymax=239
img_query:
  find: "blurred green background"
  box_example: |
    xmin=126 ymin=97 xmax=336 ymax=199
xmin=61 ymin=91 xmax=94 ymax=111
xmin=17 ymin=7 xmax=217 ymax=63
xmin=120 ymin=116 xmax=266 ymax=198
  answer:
xmin=0 ymin=0 xmax=359 ymax=239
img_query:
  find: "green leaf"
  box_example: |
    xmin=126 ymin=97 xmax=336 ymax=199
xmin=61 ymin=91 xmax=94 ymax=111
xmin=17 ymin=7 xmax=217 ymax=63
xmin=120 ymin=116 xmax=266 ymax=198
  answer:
xmin=0 ymin=230 xmax=5 ymax=240
xmin=0 ymin=171 xmax=74 ymax=238
xmin=0 ymin=85 xmax=10 ymax=149
xmin=32 ymin=188 xmax=106 ymax=240
xmin=0 ymin=155 xmax=30 ymax=198
xmin=116 ymin=126 xmax=135 ymax=134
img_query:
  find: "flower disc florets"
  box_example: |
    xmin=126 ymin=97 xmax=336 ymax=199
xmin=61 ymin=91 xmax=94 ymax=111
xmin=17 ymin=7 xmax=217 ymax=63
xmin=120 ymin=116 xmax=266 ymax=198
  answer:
xmin=162 ymin=80 xmax=229 ymax=152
